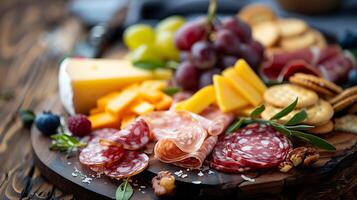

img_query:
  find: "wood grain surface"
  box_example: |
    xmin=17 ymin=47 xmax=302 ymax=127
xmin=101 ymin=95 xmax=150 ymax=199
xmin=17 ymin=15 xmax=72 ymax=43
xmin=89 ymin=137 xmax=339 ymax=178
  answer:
xmin=1 ymin=0 xmax=357 ymax=200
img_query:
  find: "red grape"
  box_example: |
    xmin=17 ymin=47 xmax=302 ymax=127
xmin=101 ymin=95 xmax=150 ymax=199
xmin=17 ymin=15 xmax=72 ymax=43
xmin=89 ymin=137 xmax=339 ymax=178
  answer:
xmin=214 ymin=29 xmax=241 ymax=56
xmin=199 ymin=68 xmax=221 ymax=88
xmin=191 ymin=41 xmax=217 ymax=69
xmin=219 ymin=55 xmax=238 ymax=69
xmin=221 ymin=18 xmax=252 ymax=42
xmin=249 ymin=40 xmax=264 ymax=58
xmin=238 ymin=44 xmax=262 ymax=69
xmin=174 ymin=20 xmax=207 ymax=51
xmin=175 ymin=61 xmax=199 ymax=90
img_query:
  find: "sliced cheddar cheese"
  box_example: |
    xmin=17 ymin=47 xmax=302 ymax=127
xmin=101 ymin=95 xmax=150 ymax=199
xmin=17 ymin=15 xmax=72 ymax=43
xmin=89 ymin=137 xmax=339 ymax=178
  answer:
xmin=236 ymin=106 xmax=255 ymax=117
xmin=59 ymin=58 xmax=172 ymax=115
xmin=222 ymin=68 xmax=262 ymax=106
xmin=89 ymin=112 xmax=120 ymax=130
xmin=234 ymin=59 xmax=267 ymax=94
xmin=213 ymin=75 xmax=249 ymax=112
xmin=89 ymin=107 xmax=104 ymax=115
xmin=176 ymin=85 xmax=216 ymax=114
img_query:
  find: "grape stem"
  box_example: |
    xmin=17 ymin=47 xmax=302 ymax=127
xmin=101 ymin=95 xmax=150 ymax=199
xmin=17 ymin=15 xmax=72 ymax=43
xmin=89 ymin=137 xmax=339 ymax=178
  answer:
xmin=207 ymin=0 xmax=217 ymax=35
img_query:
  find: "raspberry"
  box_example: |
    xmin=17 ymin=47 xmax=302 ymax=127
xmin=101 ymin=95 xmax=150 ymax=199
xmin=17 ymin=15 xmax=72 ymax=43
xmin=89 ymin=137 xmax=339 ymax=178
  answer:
xmin=67 ymin=114 xmax=92 ymax=136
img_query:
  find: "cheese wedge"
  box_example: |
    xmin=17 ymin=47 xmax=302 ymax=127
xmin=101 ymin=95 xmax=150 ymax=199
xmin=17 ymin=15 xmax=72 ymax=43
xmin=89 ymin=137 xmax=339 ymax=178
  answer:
xmin=222 ymin=68 xmax=262 ymax=106
xmin=176 ymin=85 xmax=216 ymax=114
xmin=234 ymin=59 xmax=267 ymax=94
xmin=213 ymin=75 xmax=249 ymax=112
xmin=59 ymin=58 xmax=172 ymax=115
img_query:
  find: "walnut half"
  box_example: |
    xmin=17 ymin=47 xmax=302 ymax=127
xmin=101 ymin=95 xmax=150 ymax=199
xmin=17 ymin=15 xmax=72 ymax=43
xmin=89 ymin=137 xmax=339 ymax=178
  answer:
xmin=152 ymin=171 xmax=175 ymax=197
xmin=279 ymin=147 xmax=319 ymax=173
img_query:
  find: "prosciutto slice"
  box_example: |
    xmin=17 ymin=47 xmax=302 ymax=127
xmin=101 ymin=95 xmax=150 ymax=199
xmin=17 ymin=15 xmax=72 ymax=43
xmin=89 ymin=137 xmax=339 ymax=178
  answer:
xmin=154 ymin=136 xmax=218 ymax=169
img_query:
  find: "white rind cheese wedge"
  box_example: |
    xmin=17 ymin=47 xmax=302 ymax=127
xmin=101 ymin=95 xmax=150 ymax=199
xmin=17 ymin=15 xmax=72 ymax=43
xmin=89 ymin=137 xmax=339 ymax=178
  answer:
xmin=59 ymin=58 xmax=172 ymax=115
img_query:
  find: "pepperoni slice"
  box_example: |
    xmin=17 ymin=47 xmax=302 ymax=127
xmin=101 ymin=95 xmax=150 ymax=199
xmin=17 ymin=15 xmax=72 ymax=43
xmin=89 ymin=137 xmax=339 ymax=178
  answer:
xmin=210 ymin=123 xmax=292 ymax=172
xmin=104 ymin=151 xmax=149 ymax=179
xmin=143 ymin=111 xmax=207 ymax=153
xmin=79 ymin=142 xmax=125 ymax=167
xmin=101 ymin=119 xmax=150 ymax=150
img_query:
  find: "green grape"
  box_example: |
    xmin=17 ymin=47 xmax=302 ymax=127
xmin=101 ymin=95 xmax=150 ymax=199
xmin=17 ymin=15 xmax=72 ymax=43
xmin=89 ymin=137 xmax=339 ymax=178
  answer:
xmin=123 ymin=24 xmax=155 ymax=50
xmin=155 ymin=31 xmax=180 ymax=61
xmin=129 ymin=44 xmax=162 ymax=62
xmin=155 ymin=16 xmax=186 ymax=33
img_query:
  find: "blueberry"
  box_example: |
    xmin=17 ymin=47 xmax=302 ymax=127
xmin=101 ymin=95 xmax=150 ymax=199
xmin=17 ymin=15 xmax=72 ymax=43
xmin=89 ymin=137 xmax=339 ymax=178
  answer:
xmin=35 ymin=111 xmax=61 ymax=136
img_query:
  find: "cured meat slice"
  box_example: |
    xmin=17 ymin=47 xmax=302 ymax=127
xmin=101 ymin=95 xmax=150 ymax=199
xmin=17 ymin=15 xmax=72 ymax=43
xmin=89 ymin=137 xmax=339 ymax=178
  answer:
xmin=210 ymin=123 xmax=292 ymax=172
xmin=193 ymin=105 xmax=235 ymax=136
xmin=89 ymin=128 xmax=118 ymax=143
xmin=104 ymin=151 xmax=149 ymax=179
xmin=155 ymin=136 xmax=218 ymax=169
xmin=277 ymin=60 xmax=321 ymax=81
xmin=79 ymin=142 xmax=124 ymax=167
xmin=101 ymin=119 xmax=150 ymax=150
xmin=143 ymin=111 xmax=207 ymax=153
xmin=228 ymin=124 xmax=291 ymax=168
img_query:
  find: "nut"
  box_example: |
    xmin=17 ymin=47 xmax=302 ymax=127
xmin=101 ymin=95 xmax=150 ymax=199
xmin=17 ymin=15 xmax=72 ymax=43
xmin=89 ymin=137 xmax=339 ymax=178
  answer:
xmin=152 ymin=171 xmax=175 ymax=197
xmin=288 ymin=147 xmax=307 ymax=166
xmin=279 ymin=161 xmax=294 ymax=173
xmin=302 ymin=147 xmax=320 ymax=166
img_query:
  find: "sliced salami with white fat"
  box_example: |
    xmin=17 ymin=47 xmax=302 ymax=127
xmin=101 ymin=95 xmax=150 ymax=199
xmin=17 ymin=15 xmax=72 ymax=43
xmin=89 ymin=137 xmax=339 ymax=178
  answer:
xmin=79 ymin=142 xmax=124 ymax=167
xmin=104 ymin=151 xmax=149 ymax=179
xmin=100 ymin=119 xmax=150 ymax=150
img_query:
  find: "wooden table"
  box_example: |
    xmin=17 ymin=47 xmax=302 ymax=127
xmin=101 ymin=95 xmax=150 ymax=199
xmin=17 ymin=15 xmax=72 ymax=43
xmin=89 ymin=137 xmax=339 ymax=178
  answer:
xmin=1 ymin=1 xmax=357 ymax=199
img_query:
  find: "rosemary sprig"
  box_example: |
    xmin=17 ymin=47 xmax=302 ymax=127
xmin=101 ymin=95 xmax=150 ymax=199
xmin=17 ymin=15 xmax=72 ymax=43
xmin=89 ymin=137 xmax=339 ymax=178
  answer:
xmin=227 ymin=99 xmax=336 ymax=151
xmin=49 ymin=133 xmax=87 ymax=153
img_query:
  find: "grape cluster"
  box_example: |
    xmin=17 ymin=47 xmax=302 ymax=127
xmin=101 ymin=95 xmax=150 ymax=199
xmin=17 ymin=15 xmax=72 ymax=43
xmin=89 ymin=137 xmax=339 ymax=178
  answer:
xmin=175 ymin=17 xmax=264 ymax=90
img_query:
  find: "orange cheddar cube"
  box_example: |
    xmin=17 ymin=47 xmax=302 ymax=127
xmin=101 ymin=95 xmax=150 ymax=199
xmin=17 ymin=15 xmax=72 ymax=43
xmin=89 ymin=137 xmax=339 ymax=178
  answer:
xmin=89 ymin=112 xmax=120 ymax=130
xmin=106 ymin=89 xmax=139 ymax=117
xmin=97 ymin=92 xmax=121 ymax=108
xmin=140 ymin=80 xmax=168 ymax=91
xmin=89 ymin=107 xmax=104 ymax=115
xmin=131 ymin=101 xmax=155 ymax=115
xmin=154 ymin=94 xmax=173 ymax=110
xmin=139 ymin=89 xmax=163 ymax=103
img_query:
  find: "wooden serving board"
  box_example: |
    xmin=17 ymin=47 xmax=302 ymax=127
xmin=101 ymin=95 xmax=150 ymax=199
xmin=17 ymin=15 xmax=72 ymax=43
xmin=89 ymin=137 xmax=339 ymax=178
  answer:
xmin=31 ymin=95 xmax=357 ymax=199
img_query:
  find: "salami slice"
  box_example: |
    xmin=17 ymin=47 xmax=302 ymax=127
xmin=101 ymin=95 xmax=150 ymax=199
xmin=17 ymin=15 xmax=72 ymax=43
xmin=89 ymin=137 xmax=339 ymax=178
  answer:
xmin=104 ymin=151 xmax=149 ymax=179
xmin=101 ymin=119 xmax=150 ymax=150
xmin=143 ymin=111 xmax=207 ymax=153
xmin=79 ymin=142 xmax=124 ymax=167
xmin=210 ymin=123 xmax=292 ymax=172
xmin=89 ymin=128 xmax=118 ymax=143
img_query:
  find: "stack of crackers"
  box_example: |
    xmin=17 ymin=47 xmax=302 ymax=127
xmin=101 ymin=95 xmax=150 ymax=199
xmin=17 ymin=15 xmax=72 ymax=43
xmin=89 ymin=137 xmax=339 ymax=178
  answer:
xmin=261 ymin=72 xmax=357 ymax=135
xmin=238 ymin=4 xmax=326 ymax=51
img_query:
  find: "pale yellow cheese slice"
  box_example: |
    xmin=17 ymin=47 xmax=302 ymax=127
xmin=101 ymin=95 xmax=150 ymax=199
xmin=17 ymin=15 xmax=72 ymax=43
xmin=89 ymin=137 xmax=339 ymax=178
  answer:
xmin=234 ymin=59 xmax=267 ymax=94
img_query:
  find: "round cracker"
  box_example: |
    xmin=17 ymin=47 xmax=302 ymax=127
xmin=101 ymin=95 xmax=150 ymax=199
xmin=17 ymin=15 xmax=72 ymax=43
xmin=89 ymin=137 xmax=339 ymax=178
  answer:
xmin=252 ymin=21 xmax=279 ymax=47
xmin=308 ymin=120 xmax=334 ymax=135
xmin=264 ymin=84 xmax=318 ymax=108
xmin=238 ymin=4 xmax=277 ymax=26
xmin=280 ymin=31 xmax=316 ymax=50
xmin=277 ymin=18 xmax=308 ymax=37
xmin=289 ymin=76 xmax=335 ymax=97
xmin=262 ymin=99 xmax=333 ymax=125
xmin=310 ymin=29 xmax=327 ymax=48
xmin=333 ymin=94 xmax=357 ymax=112
xmin=329 ymin=86 xmax=357 ymax=105
xmin=293 ymin=73 xmax=343 ymax=94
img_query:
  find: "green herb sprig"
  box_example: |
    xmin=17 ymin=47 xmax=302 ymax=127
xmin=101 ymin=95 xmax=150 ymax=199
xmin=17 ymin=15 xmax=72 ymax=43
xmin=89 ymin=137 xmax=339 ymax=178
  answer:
xmin=116 ymin=178 xmax=133 ymax=200
xmin=49 ymin=133 xmax=87 ymax=153
xmin=227 ymin=98 xmax=336 ymax=151
xmin=133 ymin=60 xmax=178 ymax=71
